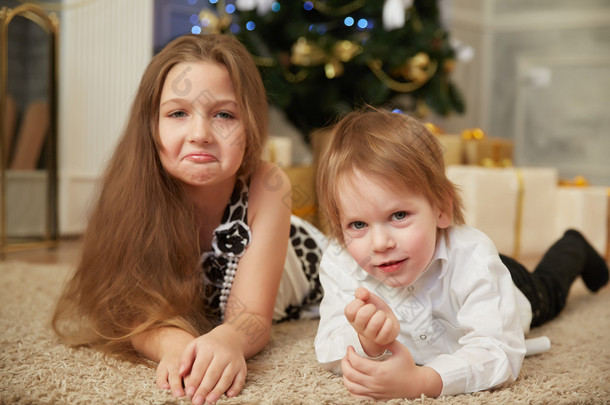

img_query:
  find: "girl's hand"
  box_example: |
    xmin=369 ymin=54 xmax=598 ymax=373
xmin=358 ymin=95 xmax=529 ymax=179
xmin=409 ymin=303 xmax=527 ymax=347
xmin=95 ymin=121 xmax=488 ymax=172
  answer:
xmin=340 ymin=340 xmax=442 ymax=400
xmin=179 ymin=324 xmax=247 ymax=405
xmin=155 ymin=338 xmax=192 ymax=397
xmin=344 ymin=287 xmax=400 ymax=355
xmin=130 ymin=327 xmax=195 ymax=398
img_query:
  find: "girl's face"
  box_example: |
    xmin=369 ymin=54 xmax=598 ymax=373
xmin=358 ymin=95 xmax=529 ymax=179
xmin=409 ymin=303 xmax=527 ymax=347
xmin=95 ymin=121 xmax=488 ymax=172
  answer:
xmin=337 ymin=170 xmax=450 ymax=288
xmin=158 ymin=61 xmax=245 ymax=188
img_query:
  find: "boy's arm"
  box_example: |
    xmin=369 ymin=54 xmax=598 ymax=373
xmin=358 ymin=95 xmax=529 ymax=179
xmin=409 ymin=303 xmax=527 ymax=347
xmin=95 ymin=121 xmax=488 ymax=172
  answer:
xmin=424 ymin=256 xmax=527 ymax=396
xmin=314 ymin=244 xmax=366 ymax=372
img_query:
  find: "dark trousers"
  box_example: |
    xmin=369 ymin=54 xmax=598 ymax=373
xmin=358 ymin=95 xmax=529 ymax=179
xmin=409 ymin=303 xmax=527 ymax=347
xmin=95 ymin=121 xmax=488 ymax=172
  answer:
xmin=501 ymin=230 xmax=608 ymax=327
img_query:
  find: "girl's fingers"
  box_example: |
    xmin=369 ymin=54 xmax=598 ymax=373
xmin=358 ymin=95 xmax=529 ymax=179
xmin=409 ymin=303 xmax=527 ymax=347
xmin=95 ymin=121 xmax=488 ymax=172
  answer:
xmin=203 ymin=363 xmax=244 ymax=404
xmin=168 ymin=370 xmax=185 ymax=397
xmin=225 ymin=367 xmax=247 ymax=398
xmin=155 ymin=365 xmax=170 ymax=390
xmin=156 ymin=363 xmax=184 ymax=397
xmin=183 ymin=350 xmax=214 ymax=398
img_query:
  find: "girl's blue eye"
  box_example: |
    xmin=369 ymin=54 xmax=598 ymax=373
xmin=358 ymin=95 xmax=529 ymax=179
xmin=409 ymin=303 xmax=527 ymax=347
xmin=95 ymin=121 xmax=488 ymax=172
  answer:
xmin=392 ymin=211 xmax=407 ymax=221
xmin=351 ymin=221 xmax=366 ymax=230
xmin=169 ymin=111 xmax=187 ymax=118
xmin=216 ymin=111 xmax=234 ymax=119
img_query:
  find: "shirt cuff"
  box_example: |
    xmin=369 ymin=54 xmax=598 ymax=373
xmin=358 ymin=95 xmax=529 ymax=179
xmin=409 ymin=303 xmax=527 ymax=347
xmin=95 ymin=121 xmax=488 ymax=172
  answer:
xmin=425 ymin=355 xmax=469 ymax=396
xmin=356 ymin=349 xmax=392 ymax=361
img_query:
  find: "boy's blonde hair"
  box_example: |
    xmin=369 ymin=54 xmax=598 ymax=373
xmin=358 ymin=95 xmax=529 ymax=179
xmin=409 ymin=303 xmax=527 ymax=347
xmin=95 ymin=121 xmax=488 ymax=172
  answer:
xmin=317 ymin=107 xmax=465 ymax=245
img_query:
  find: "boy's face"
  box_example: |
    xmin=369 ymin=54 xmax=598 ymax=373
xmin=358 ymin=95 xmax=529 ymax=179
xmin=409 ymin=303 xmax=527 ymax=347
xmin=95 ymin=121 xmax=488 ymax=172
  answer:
xmin=337 ymin=170 xmax=450 ymax=288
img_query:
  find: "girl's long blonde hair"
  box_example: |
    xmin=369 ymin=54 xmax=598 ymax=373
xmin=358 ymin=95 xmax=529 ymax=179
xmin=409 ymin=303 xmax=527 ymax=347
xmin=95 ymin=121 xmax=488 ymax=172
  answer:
xmin=52 ymin=34 xmax=268 ymax=363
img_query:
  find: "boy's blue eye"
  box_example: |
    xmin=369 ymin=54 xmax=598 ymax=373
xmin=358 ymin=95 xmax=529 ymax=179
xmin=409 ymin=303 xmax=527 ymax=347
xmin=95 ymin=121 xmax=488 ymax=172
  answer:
xmin=392 ymin=211 xmax=407 ymax=220
xmin=351 ymin=221 xmax=366 ymax=230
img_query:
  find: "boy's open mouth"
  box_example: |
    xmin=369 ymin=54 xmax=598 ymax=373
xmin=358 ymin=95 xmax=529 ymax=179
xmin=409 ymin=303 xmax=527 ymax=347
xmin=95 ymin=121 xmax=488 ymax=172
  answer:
xmin=378 ymin=259 xmax=406 ymax=273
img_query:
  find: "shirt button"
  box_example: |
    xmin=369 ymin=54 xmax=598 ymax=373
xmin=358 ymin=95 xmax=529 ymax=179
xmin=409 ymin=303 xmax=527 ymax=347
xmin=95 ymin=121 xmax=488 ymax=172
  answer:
xmin=419 ymin=334 xmax=427 ymax=341
xmin=407 ymin=286 xmax=414 ymax=292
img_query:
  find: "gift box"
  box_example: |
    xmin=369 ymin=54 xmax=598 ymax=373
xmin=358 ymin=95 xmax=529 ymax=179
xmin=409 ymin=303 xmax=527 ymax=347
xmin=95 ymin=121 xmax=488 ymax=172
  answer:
xmin=461 ymin=128 xmax=513 ymax=167
xmin=424 ymin=123 xmax=464 ymax=167
xmin=554 ymin=184 xmax=608 ymax=257
xmin=437 ymin=134 xmax=464 ymax=167
xmin=446 ymin=165 xmax=558 ymax=259
xmin=281 ymin=165 xmax=322 ymax=231
xmin=263 ymin=136 xmax=293 ymax=167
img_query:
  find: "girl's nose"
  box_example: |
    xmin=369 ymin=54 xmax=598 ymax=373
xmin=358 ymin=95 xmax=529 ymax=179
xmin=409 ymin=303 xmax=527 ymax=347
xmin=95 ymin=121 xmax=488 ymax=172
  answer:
xmin=371 ymin=225 xmax=396 ymax=253
xmin=188 ymin=116 xmax=214 ymax=144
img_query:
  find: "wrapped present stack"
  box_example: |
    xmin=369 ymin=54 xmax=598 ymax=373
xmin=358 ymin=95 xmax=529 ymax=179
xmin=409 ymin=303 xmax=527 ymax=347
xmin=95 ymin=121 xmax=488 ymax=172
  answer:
xmin=266 ymin=127 xmax=609 ymax=261
xmin=433 ymin=124 xmax=609 ymax=261
xmin=424 ymin=124 xmax=514 ymax=169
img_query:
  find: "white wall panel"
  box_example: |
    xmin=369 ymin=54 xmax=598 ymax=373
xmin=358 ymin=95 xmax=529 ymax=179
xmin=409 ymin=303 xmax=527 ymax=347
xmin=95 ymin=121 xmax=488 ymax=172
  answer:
xmin=58 ymin=0 xmax=153 ymax=234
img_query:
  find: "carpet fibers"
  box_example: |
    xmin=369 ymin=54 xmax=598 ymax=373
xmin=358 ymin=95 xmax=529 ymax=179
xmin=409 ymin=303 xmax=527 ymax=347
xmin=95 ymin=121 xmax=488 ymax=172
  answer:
xmin=1 ymin=261 xmax=609 ymax=404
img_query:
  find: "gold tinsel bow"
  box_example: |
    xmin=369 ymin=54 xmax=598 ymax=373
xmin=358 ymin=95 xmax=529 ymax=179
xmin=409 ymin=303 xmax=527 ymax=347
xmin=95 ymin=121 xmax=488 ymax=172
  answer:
xmin=290 ymin=37 xmax=363 ymax=79
xmin=461 ymin=128 xmax=486 ymax=141
xmin=559 ymin=175 xmax=590 ymax=187
xmin=198 ymin=9 xmax=232 ymax=34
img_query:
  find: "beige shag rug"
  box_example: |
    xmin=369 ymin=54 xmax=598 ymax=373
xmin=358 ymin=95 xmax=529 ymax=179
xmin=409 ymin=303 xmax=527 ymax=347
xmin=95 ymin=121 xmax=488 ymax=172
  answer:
xmin=1 ymin=261 xmax=609 ymax=405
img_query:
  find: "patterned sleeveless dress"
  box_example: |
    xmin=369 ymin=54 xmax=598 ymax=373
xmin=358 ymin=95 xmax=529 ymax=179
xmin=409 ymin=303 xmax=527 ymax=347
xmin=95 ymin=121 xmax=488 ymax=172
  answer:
xmin=200 ymin=178 xmax=325 ymax=323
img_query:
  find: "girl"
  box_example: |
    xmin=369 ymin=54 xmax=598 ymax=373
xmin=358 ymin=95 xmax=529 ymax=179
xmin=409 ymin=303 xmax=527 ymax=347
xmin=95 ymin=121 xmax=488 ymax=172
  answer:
xmin=52 ymin=34 xmax=324 ymax=405
xmin=314 ymin=107 xmax=608 ymax=400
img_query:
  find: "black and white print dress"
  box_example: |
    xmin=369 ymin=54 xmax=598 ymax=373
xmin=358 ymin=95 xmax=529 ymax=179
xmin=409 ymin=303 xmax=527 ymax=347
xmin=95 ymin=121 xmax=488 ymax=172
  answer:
xmin=201 ymin=178 xmax=325 ymax=323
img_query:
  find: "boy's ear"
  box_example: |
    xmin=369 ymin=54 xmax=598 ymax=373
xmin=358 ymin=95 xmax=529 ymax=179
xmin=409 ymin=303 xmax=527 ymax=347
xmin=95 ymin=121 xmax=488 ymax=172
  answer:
xmin=437 ymin=201 xmax=452 ymax=229
xmin=437 ymin=211 xmax=451 ymax=229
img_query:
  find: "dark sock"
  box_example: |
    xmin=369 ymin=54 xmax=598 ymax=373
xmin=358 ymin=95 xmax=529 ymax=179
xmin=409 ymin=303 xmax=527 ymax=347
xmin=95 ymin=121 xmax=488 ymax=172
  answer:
xmin=565 ymin=229 xmax=610 ymax=292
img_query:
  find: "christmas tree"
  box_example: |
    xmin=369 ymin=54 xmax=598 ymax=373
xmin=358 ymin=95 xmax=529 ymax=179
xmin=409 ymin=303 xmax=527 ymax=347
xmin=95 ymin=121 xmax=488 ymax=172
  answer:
xmin=198 ymin=0 xmax=464 ymax=139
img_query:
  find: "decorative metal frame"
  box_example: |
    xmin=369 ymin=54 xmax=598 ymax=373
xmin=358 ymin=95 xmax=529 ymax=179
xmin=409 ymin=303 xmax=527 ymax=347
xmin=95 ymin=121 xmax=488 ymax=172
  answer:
xmin=0 ymin=4 xmax=59 ymax=254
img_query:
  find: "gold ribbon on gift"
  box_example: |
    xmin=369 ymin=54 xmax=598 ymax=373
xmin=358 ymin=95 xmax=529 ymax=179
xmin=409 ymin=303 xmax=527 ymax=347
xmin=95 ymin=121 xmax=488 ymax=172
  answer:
xmin=513 ymin=169 xmax=525 ymax=258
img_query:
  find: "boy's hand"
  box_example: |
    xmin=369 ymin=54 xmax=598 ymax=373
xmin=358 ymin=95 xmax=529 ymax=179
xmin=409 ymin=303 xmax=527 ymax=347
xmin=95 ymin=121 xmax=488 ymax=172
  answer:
xmin=340 ymin=340 xmax=443 ymax=400
xmin=344 ymin=287 xmax=400 ymax=354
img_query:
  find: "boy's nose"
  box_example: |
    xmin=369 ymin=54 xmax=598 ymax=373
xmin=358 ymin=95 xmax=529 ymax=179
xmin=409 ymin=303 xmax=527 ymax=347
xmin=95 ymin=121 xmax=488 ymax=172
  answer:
xmin=371 ymin=225 xmax=396 ymax=253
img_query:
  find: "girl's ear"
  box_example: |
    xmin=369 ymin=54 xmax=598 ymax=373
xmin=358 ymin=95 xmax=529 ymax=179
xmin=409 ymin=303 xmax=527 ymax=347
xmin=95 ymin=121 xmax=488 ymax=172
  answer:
xmin=436 ymin=201 xmax=452 ymax=229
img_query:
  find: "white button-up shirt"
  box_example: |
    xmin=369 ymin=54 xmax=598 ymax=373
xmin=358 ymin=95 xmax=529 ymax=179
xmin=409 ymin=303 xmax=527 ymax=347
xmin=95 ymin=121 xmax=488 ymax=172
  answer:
xmin=314 ymin=225 xmax=533 ymax=396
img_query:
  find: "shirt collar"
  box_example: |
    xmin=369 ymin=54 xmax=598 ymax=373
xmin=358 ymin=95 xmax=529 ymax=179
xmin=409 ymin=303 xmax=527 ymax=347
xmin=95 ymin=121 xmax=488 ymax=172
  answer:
xmin=427 ymin=228 xmax=450 ymax=279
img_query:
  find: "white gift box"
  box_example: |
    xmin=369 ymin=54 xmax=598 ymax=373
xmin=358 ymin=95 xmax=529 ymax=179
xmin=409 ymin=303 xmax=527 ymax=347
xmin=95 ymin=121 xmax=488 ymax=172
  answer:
xmin=262 ymin=136 xmax=293 ymax=167
xmin=446 ymin=165 xmax=558 ymax=259
xmin=555 ymin=186 xmax=608 ymax=256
